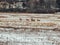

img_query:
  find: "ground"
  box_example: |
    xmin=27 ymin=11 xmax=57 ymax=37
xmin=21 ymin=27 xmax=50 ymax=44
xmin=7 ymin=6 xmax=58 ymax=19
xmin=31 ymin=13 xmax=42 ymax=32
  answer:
xmin=0 ymin=13 xmax=60 ymax=45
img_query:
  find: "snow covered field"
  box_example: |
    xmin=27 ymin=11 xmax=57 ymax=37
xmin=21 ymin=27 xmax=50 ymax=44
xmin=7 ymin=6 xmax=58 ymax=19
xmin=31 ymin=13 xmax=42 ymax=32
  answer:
xmin=0 ymin=28 xmax=60 ymax=45
xmin=0 ymin=13 xmax=60 ymax=45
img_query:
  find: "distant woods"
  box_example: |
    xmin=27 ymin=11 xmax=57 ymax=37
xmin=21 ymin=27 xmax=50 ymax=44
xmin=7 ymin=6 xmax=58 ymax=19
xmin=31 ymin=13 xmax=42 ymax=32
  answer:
xmin=56 ymin=0 xmax=60 ymax=8
xmin=0 ymin=0 xmax=59 ymax=13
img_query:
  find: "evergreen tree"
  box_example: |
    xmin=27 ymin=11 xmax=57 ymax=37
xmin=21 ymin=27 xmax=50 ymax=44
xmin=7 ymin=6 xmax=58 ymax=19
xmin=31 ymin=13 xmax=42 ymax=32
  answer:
xmin=56 ymin=0 xmax=60 ymax=8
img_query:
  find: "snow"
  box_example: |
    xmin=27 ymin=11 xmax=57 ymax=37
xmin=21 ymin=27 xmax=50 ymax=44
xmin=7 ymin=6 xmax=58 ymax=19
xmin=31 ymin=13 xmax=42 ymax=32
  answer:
xmin=0 ymin=28 xmax=60 ymax=45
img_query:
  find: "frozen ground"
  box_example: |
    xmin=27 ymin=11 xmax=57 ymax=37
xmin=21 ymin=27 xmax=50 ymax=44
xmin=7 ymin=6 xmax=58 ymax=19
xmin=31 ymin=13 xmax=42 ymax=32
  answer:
xmin=0 ymin=13 xmax=60 ymax=45
xmin=0 ymin=28 xmax=60 ymax=45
